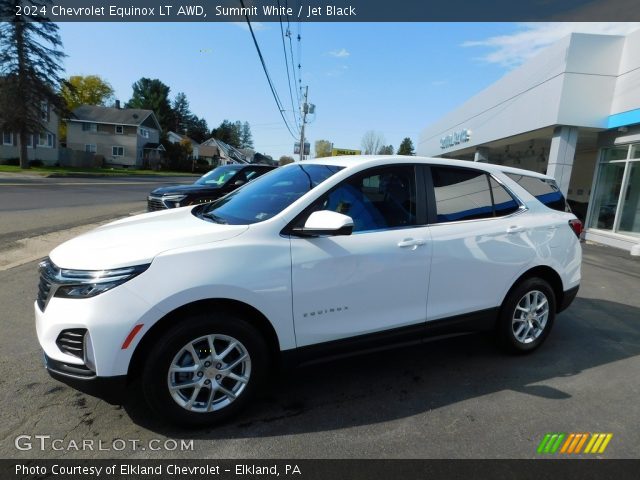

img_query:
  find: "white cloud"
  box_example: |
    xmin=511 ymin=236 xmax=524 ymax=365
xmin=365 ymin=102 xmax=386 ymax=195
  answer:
xmin=326 ymin=65 xmax=349 ymax=77
xmin=463 ymin=22 xmax=640 ymax=67
xmin=328 ymin=48 xmax=350 ymax=58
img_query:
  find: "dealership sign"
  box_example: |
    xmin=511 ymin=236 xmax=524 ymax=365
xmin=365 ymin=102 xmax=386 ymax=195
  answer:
xmin=440 ymin=129 xmax=472 ymax=149
xmin=332 ymin=148 xmax=361 ymax=156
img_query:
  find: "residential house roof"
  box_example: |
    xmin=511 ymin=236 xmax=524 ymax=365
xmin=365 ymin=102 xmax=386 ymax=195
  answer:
xmin=69 ymin=105 xmax=161 ymax=130
xmin=200 ymin=137 xmax=249 ymax=164
xmin=167 ymin=131 xmax=200 ymax=146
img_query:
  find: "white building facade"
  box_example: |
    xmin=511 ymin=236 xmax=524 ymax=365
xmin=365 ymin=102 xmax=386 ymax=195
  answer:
xmin=418 ymin=30 xmax=640 ymax=252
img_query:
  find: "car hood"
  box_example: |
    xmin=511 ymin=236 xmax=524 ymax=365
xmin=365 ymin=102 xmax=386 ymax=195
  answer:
xmin=49 ymin=207 xmax=248 ymax=270
xmin=150 ymin=184 xmax=222 ymax=196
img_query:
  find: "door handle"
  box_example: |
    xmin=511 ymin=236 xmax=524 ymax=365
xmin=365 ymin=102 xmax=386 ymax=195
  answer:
xmin=506 ymin=225 xmax=525 ymax=234
xmin=397 ymin=238 xmax=426 ymax=248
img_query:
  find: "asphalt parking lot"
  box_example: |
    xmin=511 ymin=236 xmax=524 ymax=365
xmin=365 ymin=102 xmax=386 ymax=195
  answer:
xmin=0 ymin=240 xmax=638 ymax=459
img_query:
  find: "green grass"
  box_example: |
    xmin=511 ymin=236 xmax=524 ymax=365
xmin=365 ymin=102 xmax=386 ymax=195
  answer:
xmin=0 ymin=165 xmax=199 ymax=177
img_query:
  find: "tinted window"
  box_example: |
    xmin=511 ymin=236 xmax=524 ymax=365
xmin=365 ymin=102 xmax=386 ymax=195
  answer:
xmin=490 ymin=178 xmax=520 ymax=216
xmin=310 ymin=166 xmax=417 ymax=232
xmin=505 ymin=173 xmax=568 ymax=212
xmin=431 ymin=167 xmax=493 ymax=222
xmin=198 ymin=164 xmax=342 ymax=225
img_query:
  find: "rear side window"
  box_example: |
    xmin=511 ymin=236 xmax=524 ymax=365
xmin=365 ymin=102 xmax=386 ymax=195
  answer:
xmin=490 ymin=178 xmax=520 ymax=216
xmin=431 ymin=167 xmax=494 ymax=222
xmin=505 ymin=173 xmax=568 ymax=212
xmin=430 ymin=167 xmax=521 ymax=223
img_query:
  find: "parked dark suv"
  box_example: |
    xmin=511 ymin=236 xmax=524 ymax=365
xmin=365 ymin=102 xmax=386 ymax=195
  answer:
xmin=147 ymin=164 xmax=276 ymax=211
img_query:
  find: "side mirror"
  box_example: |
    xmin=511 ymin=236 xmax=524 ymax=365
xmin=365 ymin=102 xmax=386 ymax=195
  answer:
xmin=233 ymin=179 xmax=246 ymax=186
xmin=292 ymin=210 xmax=354 ymax=237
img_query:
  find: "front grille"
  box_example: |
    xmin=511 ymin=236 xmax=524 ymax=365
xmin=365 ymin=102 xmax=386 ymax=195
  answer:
xmin=56 ymin=328 xmax=87 ymax=359
xmin=147 ymin=196 xmax=167 ymax=211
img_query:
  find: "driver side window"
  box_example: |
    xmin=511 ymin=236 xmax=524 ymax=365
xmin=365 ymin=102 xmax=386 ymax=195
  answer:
xmin=312 ymin=165 xmax=417 ymax=233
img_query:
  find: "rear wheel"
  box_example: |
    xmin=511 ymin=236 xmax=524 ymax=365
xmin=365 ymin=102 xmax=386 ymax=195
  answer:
xmin=141 ymin=313 xmax=269 ymax=427
xmin=498 ymin=277 xmax=556 ymax=353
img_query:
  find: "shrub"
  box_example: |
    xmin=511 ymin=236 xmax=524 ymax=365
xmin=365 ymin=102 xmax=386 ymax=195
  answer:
xmin=29 ymin=159 xmax=44 ymax=167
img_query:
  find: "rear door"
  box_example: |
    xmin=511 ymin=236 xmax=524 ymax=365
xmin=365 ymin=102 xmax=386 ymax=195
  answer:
xmin=425 ymin=165 xmax=536 ymax=322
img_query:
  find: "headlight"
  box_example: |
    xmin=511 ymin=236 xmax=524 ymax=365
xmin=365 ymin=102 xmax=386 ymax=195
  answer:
xmin=39 ymin=259 xmax=150 ymax=300
xmin=162 ymin=194 xmax=187 ymax=207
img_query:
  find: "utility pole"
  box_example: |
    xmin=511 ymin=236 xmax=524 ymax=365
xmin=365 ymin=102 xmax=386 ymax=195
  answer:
xmin=299 ymin=86 xmax=308 ymax=161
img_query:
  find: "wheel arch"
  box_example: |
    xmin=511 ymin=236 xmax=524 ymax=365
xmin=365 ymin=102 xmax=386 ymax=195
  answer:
xmin=127 ymin=298 xmax=281 ymax=382
xmin=501 ymin=265 xmax=565 ymax=314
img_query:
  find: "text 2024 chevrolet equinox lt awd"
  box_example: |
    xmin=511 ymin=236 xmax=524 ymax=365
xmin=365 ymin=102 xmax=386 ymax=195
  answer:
xmin=36 ymin=156 xmax=581 ymax=426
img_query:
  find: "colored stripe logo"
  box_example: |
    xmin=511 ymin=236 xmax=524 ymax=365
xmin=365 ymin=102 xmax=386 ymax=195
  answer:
xmin=537 ymin=433 xmax=613 ymax=454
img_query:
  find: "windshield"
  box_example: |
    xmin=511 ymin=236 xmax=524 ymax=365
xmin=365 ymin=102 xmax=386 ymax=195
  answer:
xmin=196 ymin=164 xmax=343 ymax=225
xmin=195 ymin=165 xmax=243 ymax=186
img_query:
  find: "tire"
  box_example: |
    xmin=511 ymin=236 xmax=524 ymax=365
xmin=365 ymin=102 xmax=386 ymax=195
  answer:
xmin=141 ymin=312 xmax=269 ymax=427
xmin=497 ymin=277 xmax=556 ymax=354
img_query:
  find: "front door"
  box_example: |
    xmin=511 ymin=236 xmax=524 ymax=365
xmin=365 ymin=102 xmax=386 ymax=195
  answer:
xmin=290 ymin=165 xmax=431 ymax=347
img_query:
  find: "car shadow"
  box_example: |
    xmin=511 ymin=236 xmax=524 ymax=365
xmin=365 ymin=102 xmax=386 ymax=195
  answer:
xmin=123 ymin=297 xmax=640 ymax=438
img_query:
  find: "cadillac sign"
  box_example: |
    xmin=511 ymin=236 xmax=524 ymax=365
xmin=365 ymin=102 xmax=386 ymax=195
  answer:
xmin=440 ymin=129 xmax=472 ymax=149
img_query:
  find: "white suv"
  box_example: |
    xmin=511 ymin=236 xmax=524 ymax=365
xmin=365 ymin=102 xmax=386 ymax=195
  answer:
xmin=36 ymin=156 xmax=582 ymax=426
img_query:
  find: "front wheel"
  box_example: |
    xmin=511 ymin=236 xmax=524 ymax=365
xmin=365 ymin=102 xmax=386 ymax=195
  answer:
xmin=141 ymin=313 xmax=269 ymax=427
xmin=497 ymin=277 xmax=556 ymax=354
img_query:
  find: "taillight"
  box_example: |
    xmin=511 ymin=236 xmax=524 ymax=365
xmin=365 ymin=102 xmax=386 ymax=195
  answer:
xmin=568 ymin=219 xmax=583 ymax=238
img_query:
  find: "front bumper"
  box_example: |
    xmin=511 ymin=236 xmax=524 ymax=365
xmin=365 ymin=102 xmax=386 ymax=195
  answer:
xmin=35 ymin=281 xmax=162 ymax=377
xmin=44 ymin=353 xmax=127 ymax=404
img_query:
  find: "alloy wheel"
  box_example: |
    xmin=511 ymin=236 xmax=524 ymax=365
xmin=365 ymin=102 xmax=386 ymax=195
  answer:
xmin=167 ymin=334 xmax=252 ymax=412
xmin=511 ymin=290 xmax=549 ymax=344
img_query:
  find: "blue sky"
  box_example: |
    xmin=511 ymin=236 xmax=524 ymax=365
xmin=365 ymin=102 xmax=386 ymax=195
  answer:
xmin=57 ymin=22 xmax=639 ymax=159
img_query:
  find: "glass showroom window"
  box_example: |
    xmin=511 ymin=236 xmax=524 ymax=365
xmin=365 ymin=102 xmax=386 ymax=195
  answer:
xmin=589 ymin=144 xmax=640 ymax=236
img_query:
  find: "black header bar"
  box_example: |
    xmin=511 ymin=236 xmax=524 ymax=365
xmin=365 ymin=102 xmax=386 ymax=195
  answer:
xmin=2 ymin=0 xmax=640 ymax=22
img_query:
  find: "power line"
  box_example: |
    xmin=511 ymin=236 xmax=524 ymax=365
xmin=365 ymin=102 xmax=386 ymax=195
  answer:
xmin=239 ymin=0 xmax=297 ymax=140
xmin=285 ymin=0 xmax=302 ymax=108
xmin=295 ymin=2 xmax=303 ymax=102
xmin=278 ymin=0 xmax=300 ymax=132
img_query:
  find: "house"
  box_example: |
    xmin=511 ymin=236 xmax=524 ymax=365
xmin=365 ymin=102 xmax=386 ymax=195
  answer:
xmin=0 ymin=101 xmax=59 ymax=165
xmin=66 ymin=104 xmax=164 ymax=168
xmin=199 ymin=137 xmax=250 ymax=165
xmin=167 ymin=131 xmax=200 ymax=159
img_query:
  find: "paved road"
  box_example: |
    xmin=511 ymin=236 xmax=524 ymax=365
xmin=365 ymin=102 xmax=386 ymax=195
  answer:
xmin=0 ymin=175 xmax=194 ymax=246
xmin=0 ymin=244 xmax=638 ymax=459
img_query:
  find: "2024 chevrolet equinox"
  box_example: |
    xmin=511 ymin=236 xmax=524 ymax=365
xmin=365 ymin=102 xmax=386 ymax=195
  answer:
xmin=36 ymin=156 xmax=581 ymax=426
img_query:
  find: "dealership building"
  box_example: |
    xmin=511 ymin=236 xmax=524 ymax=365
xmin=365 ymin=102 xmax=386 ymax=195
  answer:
xmin=418 ymin=29 xmax=640 ymax=252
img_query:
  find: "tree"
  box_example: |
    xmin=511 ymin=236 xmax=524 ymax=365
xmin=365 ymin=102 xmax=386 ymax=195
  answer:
xmin=361 ymin=130 xmax=385 ymax=155
xmin=172 ymin=92 xmax=191 ymax=133
xmin=315 ymin=139 xmax=333 ymax=158
xmin=0 ymin=1 xmax=67 ymax=168
xmin=61 ymin=75 xmax=114 ymax=110
xmin=211 ymin=120 xmax=241 ymax=148
xmin=186 ymin=116 xmax=209 ymax=144
xmin=279 ymin=155 xmax=294 ymax=166
xmin=59 ymin=75 xmax=114 ymax=141
xmin=126 ymin=78 xmax=174 ymax=132
xmin=378 ymin=144 xmax=394 ymax=155
xmin=397 ymin=137 xmax=415 ymax=156
xmin=240 ymin=121 xmax=253 ymax=149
